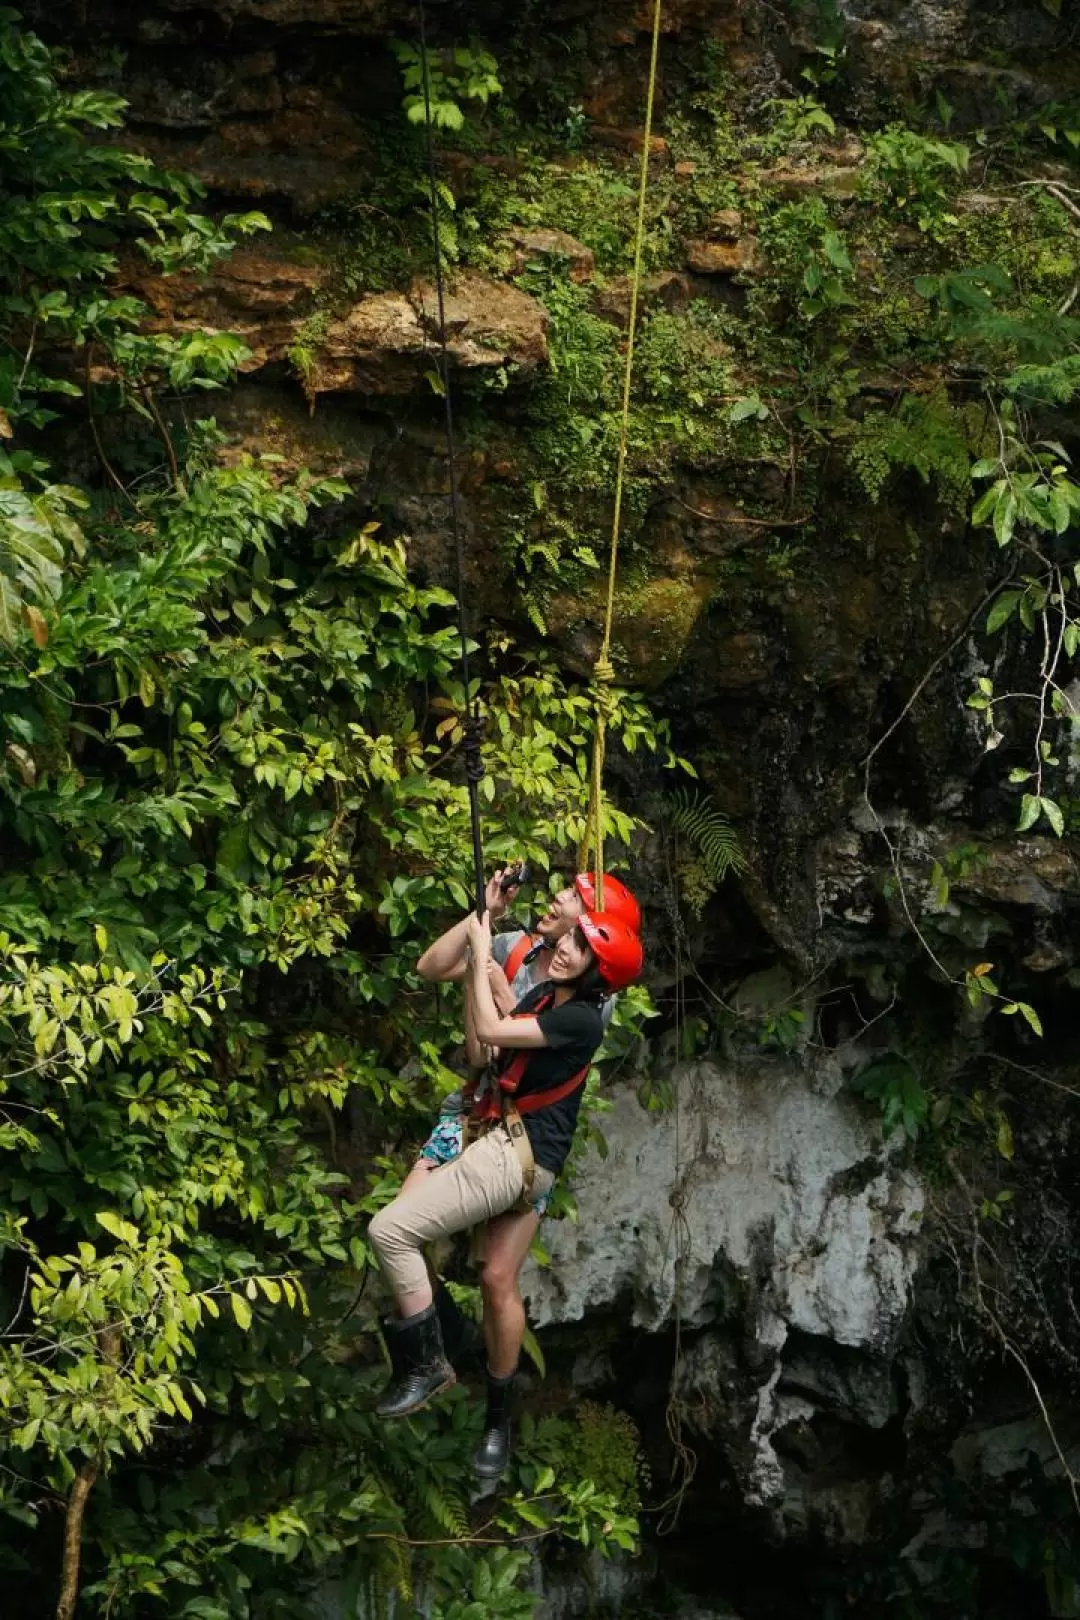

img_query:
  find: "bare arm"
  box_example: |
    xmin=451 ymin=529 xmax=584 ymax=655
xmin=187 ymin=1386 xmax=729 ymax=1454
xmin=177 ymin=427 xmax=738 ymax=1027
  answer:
xmin=415 ymin=869 xmax=516 ymax=981
xmin=463 ymin=977 xmax=491 ymax=1069
xmin=466 ymin=915 xmax=549 ymax=1049
xmin=415 ymin=913 xmax=471 ymax=983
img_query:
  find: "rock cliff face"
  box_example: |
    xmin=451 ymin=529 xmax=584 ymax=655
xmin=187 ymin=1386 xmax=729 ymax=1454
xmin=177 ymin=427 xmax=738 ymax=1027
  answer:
xmin=525 ymin=1055 xmax=923 ymax=1515
xmin=36 ymin=0 xmax=1080 ymax=1611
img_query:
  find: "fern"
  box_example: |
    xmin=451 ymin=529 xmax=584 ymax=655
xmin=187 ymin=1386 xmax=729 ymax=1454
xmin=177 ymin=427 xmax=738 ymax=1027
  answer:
xmin=850 ymin=390 xmax=973 ymax=510
xmin=665 ymin=789 xmax=745 ymax=917
xmin=420 ymin=1478 xmax=470 ymax=1539
xmin=1004 ymin=353 xmax=1080 ymax=405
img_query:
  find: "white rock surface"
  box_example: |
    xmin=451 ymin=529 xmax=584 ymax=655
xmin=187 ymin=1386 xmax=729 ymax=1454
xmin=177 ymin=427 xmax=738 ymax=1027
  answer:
xmin=523 ymin=1057 xmax=924 ymax=1346
xmin=522 ymin=1056 xmax=924 ymax=1514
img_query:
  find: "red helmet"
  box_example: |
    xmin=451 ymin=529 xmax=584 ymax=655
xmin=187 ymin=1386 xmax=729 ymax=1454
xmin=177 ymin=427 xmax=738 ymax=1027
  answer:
xmin=574 ymin=872 xmax=641 ymax=934
xmin=578 ymin=910 xmax=644 ymax=992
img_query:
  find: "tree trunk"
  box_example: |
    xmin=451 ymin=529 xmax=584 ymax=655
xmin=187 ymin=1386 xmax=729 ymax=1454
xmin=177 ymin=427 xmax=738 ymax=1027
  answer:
xmin=55 ymin=1460 xmax=99 ymax=1620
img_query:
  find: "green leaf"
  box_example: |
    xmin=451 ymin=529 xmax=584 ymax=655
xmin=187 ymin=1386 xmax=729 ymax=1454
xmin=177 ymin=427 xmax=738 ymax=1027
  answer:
xmin=96 ymin=1210 xmax=139 ymax=1246
xmin=1040 ymin=796 xmax=1064 ymax=837
xmin=231 ymin=1292 xmax=253 ymax=1331
xmin=986 ymin=590 xmax=1022 ymax=634
xmin=1017 ymin=793 xmax=1041 ymax=831
xmin=1017 ymin=1001 xmax=1043 ymax=1036
xmin=993 ymin=490 xmax=1018 ymax=546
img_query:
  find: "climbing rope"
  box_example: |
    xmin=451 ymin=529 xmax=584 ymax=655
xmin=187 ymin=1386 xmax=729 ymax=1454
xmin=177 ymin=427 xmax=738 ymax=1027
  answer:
xmin=576 ymin=0 xmax=664 ymax=906
xmin=417 ymin=0 xmax=487 ymax=917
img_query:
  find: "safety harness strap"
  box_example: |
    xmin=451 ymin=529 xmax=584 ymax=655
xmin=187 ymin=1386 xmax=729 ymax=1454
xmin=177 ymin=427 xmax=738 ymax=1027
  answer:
xmin=502 ymin=930 xmax=541 ymax=990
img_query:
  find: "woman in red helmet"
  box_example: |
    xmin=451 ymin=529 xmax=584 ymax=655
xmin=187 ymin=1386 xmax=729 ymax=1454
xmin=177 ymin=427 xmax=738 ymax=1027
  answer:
xmin=407 ymin=869 xmax=641 ymax=1384
xmin=369 ymin=908 xmax=643 ymax=1463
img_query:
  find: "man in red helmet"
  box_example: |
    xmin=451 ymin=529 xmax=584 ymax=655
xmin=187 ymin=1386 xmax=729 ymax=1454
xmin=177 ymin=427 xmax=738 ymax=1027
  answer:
xmin=415 ymin=866 xmax=641 ymax=1007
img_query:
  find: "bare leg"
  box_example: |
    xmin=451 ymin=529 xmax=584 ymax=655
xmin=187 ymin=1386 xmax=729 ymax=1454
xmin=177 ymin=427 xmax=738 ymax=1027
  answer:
xmin=478 ymin=1208 xmax=540 ymax=1378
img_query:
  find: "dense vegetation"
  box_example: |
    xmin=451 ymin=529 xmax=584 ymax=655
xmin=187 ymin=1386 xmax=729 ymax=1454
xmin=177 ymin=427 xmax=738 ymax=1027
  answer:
xmin=2 ymin=1 xmax=1080 ymax=1615
xmin=0 ymin=16 xmax=671 ymax=1617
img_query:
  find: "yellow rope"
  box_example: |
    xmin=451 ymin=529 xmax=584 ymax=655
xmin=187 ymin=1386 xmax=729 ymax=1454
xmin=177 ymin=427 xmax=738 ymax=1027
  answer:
xmin=577 ymin=0 xmax=664 ymax=907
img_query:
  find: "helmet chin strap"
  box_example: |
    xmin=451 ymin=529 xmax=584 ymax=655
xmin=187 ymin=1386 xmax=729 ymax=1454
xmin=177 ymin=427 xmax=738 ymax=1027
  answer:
xmin=523 ymin=938 xmax=556 ymax=966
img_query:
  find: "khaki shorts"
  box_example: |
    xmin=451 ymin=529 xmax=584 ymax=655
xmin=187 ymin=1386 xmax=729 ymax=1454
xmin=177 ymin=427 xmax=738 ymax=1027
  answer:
xmin=370 ymin=1125 xmax=555 ymax=1299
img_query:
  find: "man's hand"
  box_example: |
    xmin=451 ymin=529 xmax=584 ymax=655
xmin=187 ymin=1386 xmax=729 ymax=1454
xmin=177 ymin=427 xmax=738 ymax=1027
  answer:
xmin=484 ymin=864 xmax=521 ymax=921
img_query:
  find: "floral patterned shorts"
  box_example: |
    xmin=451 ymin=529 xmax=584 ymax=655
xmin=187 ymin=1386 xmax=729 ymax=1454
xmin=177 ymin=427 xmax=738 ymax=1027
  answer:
xmin=418 ymin=1093 xmax=552 ymax=1218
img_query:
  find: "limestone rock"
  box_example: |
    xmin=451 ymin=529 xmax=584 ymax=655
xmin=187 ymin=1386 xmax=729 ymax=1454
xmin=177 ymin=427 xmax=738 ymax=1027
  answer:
xmin=123 ymin=244 xmax=323 ymax=371
xmin=131 ymin=102 xmax=369 ymax=210
xmin=684 ymin=237 xmax=761 ymax=276
xmin=506 ymin=227 xmax=595 ymax=284
xmin=524 ymin=1059 xmax=922 ymax=1510
xmin=755 ymin=165 xmax=861 ymax=199
xmin=708 ymin=208 xmax=744 ymax=240
xmin=951 ymin=836 xmax=1080 ymax=912
xmin=308 ymin=272 xmax=548 ymax=395
xmin=159 ymin=0 xmax=393 ymax=25
xmin=593 ymin=269 xmax=692 ymax=327
xmin=591 ymin=125 xmax=670 ymax=157
xmin=525 ymin=1058 xmax=921 ymax=1339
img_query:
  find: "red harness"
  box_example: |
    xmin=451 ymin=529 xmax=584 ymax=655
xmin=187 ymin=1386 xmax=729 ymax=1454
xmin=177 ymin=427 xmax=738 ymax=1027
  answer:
xmin=469 ymin=984 xmax=591 ymax=1123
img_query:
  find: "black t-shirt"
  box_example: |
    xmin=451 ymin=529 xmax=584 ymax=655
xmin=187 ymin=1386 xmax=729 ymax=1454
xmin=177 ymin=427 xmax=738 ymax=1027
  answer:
xmin=498 ymin=982 xmax=605 ymax=1176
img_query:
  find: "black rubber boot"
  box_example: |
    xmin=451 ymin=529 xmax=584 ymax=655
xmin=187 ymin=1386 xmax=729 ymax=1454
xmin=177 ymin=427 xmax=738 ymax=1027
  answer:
xmin=472 ymin=1367 xmax=515 ymax=1484
xmin=376 ymin=1305 xmax=455 ymax=1419
xmin=433 ymin=1278 xmax=482 ymax=1370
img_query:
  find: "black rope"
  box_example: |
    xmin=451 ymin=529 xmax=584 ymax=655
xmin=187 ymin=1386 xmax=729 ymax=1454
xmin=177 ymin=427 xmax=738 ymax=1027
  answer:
xmin=417 ymin=0 xmax=487 ymax=919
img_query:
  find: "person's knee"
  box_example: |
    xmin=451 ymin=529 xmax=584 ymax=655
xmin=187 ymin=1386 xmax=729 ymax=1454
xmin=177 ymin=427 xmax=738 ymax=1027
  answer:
xmin=368 ymin=1205 xmax=397 ymax=1263
xmin=481 ymin=1255 xmax=521 ymax=1306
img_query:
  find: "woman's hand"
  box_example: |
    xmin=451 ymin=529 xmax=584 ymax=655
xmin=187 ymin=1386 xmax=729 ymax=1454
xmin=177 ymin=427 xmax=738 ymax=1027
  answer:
xmin=464 ymin=909 xmax=492 ymax=966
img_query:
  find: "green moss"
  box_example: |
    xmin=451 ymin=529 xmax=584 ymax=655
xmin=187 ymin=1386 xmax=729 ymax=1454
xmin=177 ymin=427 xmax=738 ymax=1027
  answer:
xmin=562 ymin=1401 xmax=643 ymax=1515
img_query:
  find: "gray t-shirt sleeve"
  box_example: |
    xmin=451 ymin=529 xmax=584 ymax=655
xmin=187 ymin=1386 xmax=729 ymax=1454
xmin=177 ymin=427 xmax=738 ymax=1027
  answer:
xmin=490 ymin=930 xmax=522 ymax=969
xmin=600 ymin=993 xmax=616 ymax=1030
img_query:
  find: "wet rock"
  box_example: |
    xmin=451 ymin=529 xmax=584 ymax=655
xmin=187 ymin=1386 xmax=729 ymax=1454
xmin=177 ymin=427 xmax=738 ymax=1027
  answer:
xmin=547 ymin=564 xmax=712 ymax=688
xmin=952 ymin=836 xmax=1080 ymax=913
xmin=754 ymin=165 xmax=861 ymax=199
xmin=131 ymin=103 xmax=369 ymax=210
xmin=212 ymin=383 xmax=379 ymax=481
xmin=591 ymin=124 xmax=670 ymax=157
xmin=708 ymin=207 xmax=745 ymax=240
xmin=158 ymin=0 xmax=394 ymax=25
xmin=124 ymin=243 xmax=323 ymax=371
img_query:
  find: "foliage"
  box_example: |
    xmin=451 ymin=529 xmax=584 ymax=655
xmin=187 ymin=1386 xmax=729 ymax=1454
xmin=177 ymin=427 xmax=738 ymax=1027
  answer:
xmin=0 ymin=19 xmax=693 ymax=1617
xmin=862 ymin=126 xmax=970 ymax=239
xmin=664 ymin=788 xmax=745 ymax=917
xmin=850 ymin=1052 xmax=930 ymax=1141
xmin=850 ymin=390 xmax=975 ymax=510
xmin=391 ymin=39 xmax=502 ymax=132
xmin=556 ymin=1401 xmax=643 ymax=1515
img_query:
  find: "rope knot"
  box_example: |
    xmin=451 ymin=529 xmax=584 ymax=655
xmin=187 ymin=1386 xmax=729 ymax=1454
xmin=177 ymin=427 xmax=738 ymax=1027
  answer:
xmin=591 ymin=655 xmax=618 ymax=724
xmin=461 ymin=713 xmax=486 ymax=784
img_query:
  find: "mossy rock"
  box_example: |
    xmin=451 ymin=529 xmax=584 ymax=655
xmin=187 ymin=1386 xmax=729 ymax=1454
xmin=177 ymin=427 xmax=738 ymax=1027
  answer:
xmin=548 ymin=569 xmax=711 ymax=689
